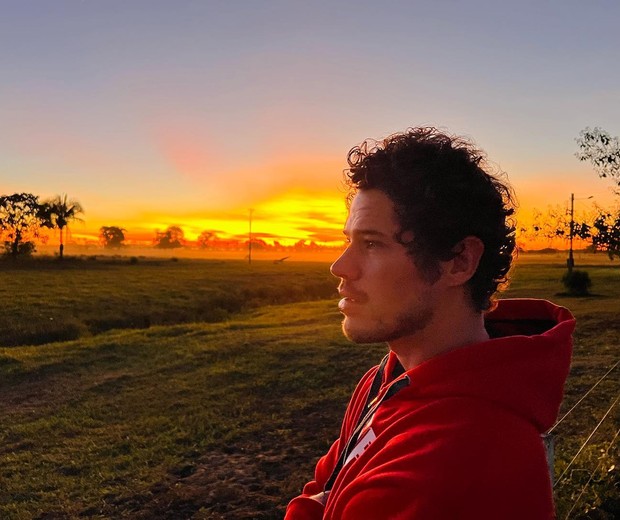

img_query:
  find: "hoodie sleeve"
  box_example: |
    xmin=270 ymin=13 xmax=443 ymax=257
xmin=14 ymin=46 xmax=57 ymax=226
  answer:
xmin=285 ymin=494 xmax=327 ymax=520
xmin=284 ymin=440 xmax=339 ymax=519
xmin=285 ymin=367 xmax=380 ymax=519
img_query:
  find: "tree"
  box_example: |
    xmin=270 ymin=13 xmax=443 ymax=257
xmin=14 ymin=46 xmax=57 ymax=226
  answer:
xmin=574 ymin=127 xmax=620 ymax=260
xmin=99 ymin=226 xmax=126 ymax=249
xmin=576 ymin=127 xmax=620 ymax=191
xmin=153 ymin=226 xmax=185 ymax=249
xmin=197 ymin=230 xmax=216 ymax=249
xmin=588 ymin=210 xmax=620 ymax=260
xmin=528 ymin=205 xmax=571 ymax=243
xmin=0 ymin=193 xmax=48 ymax=258
xmin=528 ymin=204 xmax=593 ymax=243
xmin=41 ymin=194 xmax=84 ymax=259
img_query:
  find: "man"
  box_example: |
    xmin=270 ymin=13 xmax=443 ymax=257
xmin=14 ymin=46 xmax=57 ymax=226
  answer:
xmin=285 ymin=127 xmax=575 ymax=519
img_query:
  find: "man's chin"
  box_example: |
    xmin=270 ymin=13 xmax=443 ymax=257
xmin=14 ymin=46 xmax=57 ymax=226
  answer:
xmin=342 ymin=320 xmax=385 ymax=344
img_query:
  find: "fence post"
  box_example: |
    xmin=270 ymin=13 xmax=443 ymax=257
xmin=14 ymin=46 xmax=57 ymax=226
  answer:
xmin=542 ymin=433 xmax=555 ymax=486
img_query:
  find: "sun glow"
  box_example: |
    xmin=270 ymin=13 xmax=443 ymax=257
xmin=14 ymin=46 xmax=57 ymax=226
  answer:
xmin=61 ymin=188 xmax=349 ymax=250
xmin=177 ymin=189 xmax=348 ymax=246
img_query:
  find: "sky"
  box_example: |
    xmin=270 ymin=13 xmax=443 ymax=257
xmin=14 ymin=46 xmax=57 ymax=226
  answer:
xmin=1 ymin=0 xmax=619 ymax=248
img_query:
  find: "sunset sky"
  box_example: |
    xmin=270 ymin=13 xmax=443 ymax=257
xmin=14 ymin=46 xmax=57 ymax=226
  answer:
xmin=1 ymin=0 xmax=619 ymax=249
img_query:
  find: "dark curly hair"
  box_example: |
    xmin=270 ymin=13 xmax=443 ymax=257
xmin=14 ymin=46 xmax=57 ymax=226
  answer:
xmin=345 ymin=127 xmax=516 ymax=312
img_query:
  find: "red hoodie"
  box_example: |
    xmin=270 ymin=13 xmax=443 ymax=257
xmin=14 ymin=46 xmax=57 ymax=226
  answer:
xmin=285 ymin=299 xmax=575 ymax=520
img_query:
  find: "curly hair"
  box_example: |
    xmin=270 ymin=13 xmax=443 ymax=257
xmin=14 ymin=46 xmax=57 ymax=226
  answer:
xmin=345 ymin=127 xmax=516 ymax=312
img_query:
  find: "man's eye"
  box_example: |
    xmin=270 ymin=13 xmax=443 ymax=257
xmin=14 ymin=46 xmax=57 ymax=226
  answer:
xmin=365 ymin=240 xmax=377 ymax=249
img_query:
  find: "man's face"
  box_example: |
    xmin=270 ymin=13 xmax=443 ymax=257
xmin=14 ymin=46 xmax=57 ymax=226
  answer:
xmin=330 ymin=189 xmax=440 ymax=344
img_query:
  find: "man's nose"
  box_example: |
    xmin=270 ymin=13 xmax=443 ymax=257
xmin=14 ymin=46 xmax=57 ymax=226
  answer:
xmin=330 ymin=246 xmax=360 ymax=280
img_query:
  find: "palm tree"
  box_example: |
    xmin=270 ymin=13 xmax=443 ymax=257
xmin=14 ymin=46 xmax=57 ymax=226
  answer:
xmin=42 ymin=194 xmax=84 ymax=259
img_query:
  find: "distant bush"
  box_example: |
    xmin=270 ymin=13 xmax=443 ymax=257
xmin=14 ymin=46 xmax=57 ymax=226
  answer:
xmin=129 ymin=256 xmax=138 ymax=265
xmin=562 ymin=269 xmax=592 ymax=296
xmin=3 ymin=240 xmax=36 ymax=258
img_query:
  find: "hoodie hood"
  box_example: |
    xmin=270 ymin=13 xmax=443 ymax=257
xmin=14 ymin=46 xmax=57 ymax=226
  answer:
xmin=384 ymin=299 xmax=575 ymax=433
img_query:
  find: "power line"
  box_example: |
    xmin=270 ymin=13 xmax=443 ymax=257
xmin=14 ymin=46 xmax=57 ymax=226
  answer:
xmin=563 ymin=425 xmax=620 ymax=520
xmin=555 ymin=393 xmax=620 ymax=488
xmin=548 ymin=359 xmax=619 ymax=435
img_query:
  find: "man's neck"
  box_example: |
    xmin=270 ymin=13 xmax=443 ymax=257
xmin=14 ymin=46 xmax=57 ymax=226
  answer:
xmin=388 ymin=305 xmax=489 ymax=371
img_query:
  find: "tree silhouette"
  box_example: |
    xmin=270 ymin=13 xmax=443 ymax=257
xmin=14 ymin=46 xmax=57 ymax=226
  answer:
xmin=41 ymin=194 xmax=84 ymax=259
xmin=589 ymin=210 xmax=620 ymax=260
xmin=0 ymin=193 xmax=48 ymax=257
xmin=99 ymin=226 xmax=126 ymax=248
xmin=527 ymin=205 xmax=572 ymax=244
xmin=529 ymin=204 xmax=620 ymax=260
xmin=576 ymin=127 xmax=620 ymax=192
xmin=154 ymin=226 xmax=185 ymax=249
xmin=197 ymin=230 xmax=216 ymax=249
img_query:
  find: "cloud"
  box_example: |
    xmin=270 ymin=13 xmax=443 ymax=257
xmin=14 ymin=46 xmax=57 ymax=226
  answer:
xmin=300 ymin=226 xmax=346 ymax=243
xmin=304 ymin=211 xmax=345 ymax=225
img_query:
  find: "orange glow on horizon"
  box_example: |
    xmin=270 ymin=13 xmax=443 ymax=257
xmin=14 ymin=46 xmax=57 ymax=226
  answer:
xmin=52 ymin=176 xmax=616 ymax=253
xmin=61 ymin=188 xmax=349 ymax=248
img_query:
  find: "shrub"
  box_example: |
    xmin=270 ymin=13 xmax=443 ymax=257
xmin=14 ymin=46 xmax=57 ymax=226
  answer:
xmin=561 ymin=270 xmax=592 ymax=296
xmin=3 ymin=240 xmax=36 ymax=257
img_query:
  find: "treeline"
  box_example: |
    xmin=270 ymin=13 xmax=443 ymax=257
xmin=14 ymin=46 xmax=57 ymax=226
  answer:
xmin=103 ymin=225 xmax=340 ymax=253
xmin=525 ymin=205 xmax=620 ymax=259
xmin=0 ymin=192 xmax=340 ymax=259
xmin=0 ymin=192 xmax=206 ymax=258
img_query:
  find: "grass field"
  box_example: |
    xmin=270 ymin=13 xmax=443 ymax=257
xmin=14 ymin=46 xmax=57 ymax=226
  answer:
xmin=0 ymin=257 xmax=337 ymax=347
xmin=0 ymin=255 xmax=618 ymax=519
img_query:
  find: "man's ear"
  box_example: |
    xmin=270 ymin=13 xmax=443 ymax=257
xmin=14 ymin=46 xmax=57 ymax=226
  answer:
xmin=443 ymin=236 xmax=484 ymax=286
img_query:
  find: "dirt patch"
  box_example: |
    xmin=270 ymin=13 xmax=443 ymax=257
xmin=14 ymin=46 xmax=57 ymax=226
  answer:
xmin=102 ymin=445 xmax=299 ymax=520
xmin=0 ymin=370 xmax=130 ymax=416
xmin=117 ymin=403 xmax=340 ymax=519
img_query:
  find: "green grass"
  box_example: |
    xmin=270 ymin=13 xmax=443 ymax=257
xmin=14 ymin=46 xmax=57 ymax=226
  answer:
xmin=0 ymin=257 xmax=337 ymax=347
xmin=1 ymin=301 xmax=378 ymax=519
xmin=0 ymin=256 xmax=618 ymax=519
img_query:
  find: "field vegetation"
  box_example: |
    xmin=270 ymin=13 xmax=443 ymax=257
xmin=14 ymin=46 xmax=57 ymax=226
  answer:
xmin=0 ymin=255 xmax=618 ymax=519
xmin=0 ymin=257 xmax=336 ymax=347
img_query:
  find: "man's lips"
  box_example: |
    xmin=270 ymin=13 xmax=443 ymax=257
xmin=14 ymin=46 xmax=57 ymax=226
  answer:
xmin=337 ymin=288 xmax=368 ymax=312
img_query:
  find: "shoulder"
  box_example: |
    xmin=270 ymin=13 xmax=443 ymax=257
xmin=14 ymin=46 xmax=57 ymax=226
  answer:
xmin=380 ymin=397 xmax=553 ymax=515
xmin=332 ymin=397 xmax=554 ymax=519
xmin=382 ymin=396 xmax=546 ymax=464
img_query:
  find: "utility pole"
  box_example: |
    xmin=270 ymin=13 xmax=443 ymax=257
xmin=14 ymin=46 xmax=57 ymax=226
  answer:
xmin=568 ymin=193 xmax=575 ymax=273
xmin=567 ymin=193 xmax=593 ymax=273
xmin=248 ymin=208 xmax=254 ymax=265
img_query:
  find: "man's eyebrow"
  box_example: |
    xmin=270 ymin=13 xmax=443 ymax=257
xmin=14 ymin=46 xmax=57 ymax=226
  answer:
xmin=343 ymin=229 xmax=390 ymax=238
